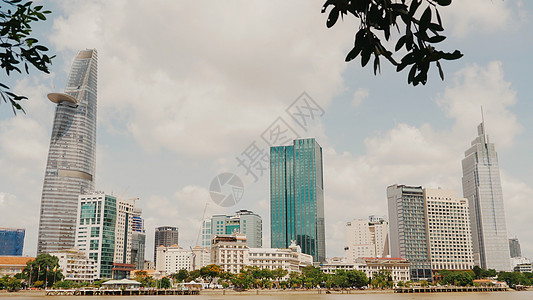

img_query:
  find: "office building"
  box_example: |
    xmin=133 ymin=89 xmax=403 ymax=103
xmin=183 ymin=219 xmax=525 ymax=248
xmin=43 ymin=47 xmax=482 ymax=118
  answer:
xmin=509 ymin=238 xmax=521 ymax=258
xmin=191 ymin=246 xmax=210 ymax=270
xmin=75 ymin=193 xmax=116 ymax=279
xmin=462 ymin=120 xmax=511 ymax=271
xmin=387 ymin=184 xmax=432 ymax=281
xmin=204 ymin=210 xmax=262 ymax=248
xmin=155 ymin=244 xmax=193 ymax=276
xmin=200 ymin=219 xmax=212 ymax=248
xmin=154 ymin=226 xmax=179 ymax=262
xmin=112 ymin=199 xmax=135 ymax=279
xmin=0 ymin=228 xmax=25 ymax=256
xmin=510 ymin=257 xmax=531 ymax=271
xmin=424 ymin=188 xmax=474 ymax=270
xmin=131 ymin=208 xmax=146 ymax=270
xmin=50 ymin=248 xmax=96 ymax=282
xmin=211 ymin=233 xmax=249 ymax=274
xmin=345 ymin=216 xmax=389 ymax=262
xmin=37 ymin=50 xmax=98 ymax=254
xmin=270 ymin=138 xmax=326 ymax=262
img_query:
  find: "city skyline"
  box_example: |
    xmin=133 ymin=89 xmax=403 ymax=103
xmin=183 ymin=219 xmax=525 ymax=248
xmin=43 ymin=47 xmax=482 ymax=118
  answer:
xmin=0 ymin=1 xmax=532 ymax=261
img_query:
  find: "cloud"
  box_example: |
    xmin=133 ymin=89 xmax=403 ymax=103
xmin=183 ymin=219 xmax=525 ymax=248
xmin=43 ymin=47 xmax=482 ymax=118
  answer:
xmin=49 ymin=0 xmax=350 ymax=158
xmin=321 ymin=61 xmax=524 ymax=257
xmin=351 ymin=88 xmax=368 ymax=108
xmin=441 ymin=0 xmax=514 ymax=38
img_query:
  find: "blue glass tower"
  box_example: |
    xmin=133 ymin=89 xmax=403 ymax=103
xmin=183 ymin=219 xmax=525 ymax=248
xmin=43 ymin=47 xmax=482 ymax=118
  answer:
xmin=270 ymin=138 xmax=325 ymax=262
xmin=0 ymin=228 xmax=25 ymax=256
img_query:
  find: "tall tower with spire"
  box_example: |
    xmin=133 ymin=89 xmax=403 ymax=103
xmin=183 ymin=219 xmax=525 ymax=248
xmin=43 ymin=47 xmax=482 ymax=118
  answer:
xmin=461 ymin=114 xmax=511 ymax=271
xmin=37 ymin=50 xmax=98 ymax=254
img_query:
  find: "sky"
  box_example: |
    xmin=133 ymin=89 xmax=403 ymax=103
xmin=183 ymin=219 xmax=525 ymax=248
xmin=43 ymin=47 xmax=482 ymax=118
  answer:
xmin=1 ymin=0 xmax=532 ymax=262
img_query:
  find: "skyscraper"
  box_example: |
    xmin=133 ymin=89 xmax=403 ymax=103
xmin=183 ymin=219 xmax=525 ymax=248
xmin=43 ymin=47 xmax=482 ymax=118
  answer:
xmin=0 ymin=228 xmax=25 ymax=256
xmin=462 ymin=120 xmax=511 ymax=271
xmin=154 ymin=226 xmax=179 ymax=262
xmin=270 ymin=138 xmax=325 ymax=262
xmin=37 ymin=50 xmax=98 ymax=254
xmin=387 ymin=184 xmax=432 ymax=281
xmin=131 ymin=208 xmax=146 ymax=270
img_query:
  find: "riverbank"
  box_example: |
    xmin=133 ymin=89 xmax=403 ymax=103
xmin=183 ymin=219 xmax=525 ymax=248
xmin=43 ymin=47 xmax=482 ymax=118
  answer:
xmin=201 ymin=288 xmax=394 ymax=296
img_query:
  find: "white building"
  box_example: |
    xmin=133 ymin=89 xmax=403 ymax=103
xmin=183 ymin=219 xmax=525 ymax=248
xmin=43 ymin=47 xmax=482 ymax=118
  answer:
xmin=424 ymin=188 xmax=474 ymax=270
xmin=114 ymin=199 xmax=134 ymax=265
xmin=211 ymin=233 xmax=249 ymax=274
xmin=155 ymin=244 xmax=193 ymax=276
xmin=210 ymin=234 xmax=312 ymax=275
xmin=248 ymin=241 xmax=313 ymax=277
xmin=345 ymin=216 xmax=389 ymax=262
xmin=510 ymin=257 xmax=531 ymax=271
xmin=192 ymin=246 xmax=210 ymax=270
xmin=320 ymin=257 xmax=410 ymax=283
xmin=51 ymin=248 xmax=96 ymax=282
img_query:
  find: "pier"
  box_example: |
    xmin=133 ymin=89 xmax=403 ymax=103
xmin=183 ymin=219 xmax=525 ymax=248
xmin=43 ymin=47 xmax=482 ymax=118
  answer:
xmin=394 ymin=286 xmax=508 ymax=293
xmin=45 ymin=289 xmax=200 ymax=296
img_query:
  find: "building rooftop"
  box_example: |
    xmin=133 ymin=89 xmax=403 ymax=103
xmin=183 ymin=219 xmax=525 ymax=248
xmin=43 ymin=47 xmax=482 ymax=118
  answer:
xmin=0 ymin=256 xmax=34 ymax=266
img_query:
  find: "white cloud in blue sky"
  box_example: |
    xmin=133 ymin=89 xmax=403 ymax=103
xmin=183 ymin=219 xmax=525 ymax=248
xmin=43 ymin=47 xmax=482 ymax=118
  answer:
xmin=1 ymin=0 xmax=532 ymax=261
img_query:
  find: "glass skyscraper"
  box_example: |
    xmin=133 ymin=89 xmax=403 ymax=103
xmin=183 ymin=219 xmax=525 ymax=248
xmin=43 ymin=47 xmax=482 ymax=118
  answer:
xmin=206 ymin=210 xmax=262 ymax=248
xmin=270 ymin=138 xmax=325 ymax=262
xmin=0 ymin=228 xmax=25 ymax=256
xmin=37 ymin=50 xmax=98 ymax=254
xmin=462 ymin=121 xmax=511 ymax=271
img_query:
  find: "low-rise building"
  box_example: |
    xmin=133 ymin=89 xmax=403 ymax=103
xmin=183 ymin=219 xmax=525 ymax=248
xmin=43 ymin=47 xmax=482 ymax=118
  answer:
xmin=0 ymin=256 xmax=34 ymax=277
xmin=50 ymin=248 xmax=96 ymax=282
xmin=514 ymin=263 xmax=532 ymax=273
xmin=320 ymin=257 xmax=410 ymax=283
xmin=248 ymin=241 xmax=313 ymax=277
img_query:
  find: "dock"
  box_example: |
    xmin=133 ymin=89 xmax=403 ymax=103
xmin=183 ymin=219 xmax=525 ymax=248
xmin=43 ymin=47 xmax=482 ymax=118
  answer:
xmin=394 ymin=286 xmax=508 ymax=293
xmin=45 ymin=289 xmax=200 ymax=296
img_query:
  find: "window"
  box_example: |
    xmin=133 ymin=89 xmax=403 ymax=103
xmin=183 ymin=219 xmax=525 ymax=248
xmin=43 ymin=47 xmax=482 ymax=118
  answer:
xmin=90 ymin=227 xmax=100 ymax=237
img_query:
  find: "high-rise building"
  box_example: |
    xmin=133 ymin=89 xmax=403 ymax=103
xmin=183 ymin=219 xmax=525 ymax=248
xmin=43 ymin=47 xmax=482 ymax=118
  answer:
xmin=462 ymin=120 xmax=511 ymax=271
xmin=509 ymin=238 xmax=521 ymax=258
xmin=424 ymin=188 xmax=474 ymax=270
xmin=345 ymin=216 xmax=389 ymax=262
xmin=154 ymin=226 xmax=179 ymax=262
xmin=75 ymin=193 xmax=116 ymax=279
xmin=270 ymin=138 xmax=325 ymax=262
xmin=387 ymin=184 xmax=432 ymax=281
xmin=0 ymin=228 xmax=25 ymax=256
xmin=203 ymin=210 xmax=262 ymax=248
xmin=113 ymin=199 xmax=135 ymax=279
xmin=37 ymin=49 xmax=98 ymax=254
xmin=131 ymin=208 xmax=146 ymax=270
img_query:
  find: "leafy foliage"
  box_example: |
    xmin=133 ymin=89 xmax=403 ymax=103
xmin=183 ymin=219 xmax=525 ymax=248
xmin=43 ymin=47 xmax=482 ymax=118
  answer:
xmin=22 ymin=254 xmax=63 ymax=287
xmin=497 ymin=271 xmax=532 ymax=288
xmin=0 ymin=0 xmax=55 ymax=113
xmin=322 ymin=0 xmax=462 ymax=86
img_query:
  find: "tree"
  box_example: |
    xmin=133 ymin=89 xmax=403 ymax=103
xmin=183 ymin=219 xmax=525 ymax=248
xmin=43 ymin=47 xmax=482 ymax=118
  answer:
xmin=346 ymin=270 xmax=368 ymax=288
xmin=199 ymin=264 xmax=221 ymax=286
xmin=472 ymin=266 xmax=482 ymax=279
xmin=159 ymin=277 xmax=171 ymax=289
xmin=497 ymin=272 xmax=531 ymax=288
xmin=441 ymin=271 xmax=473 ymax=286
xmin=172 ymin=269 xmax=188 ymax=283
xmin=1 ymin=0 xmax=55 ymax=113
xmin=322 ymin=0 xmax=462 ymax=86
xmin=22 ymin=254 xmax=63 ymax=287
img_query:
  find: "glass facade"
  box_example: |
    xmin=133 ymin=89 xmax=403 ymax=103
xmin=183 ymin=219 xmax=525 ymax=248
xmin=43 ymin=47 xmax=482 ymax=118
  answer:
xmin=37 ymin=50 xmax=98 ymax=254
xmin=387 ymin=185 xmax=432 ymax=281
xmin=270 ymin=138 xmax=325 ymax=262
xmin=462 ymin=122 xmax=511 ymax=271
xmin=206 ymin=210 xmax=263 ymax=248
xmin=0 ymin=228 xmax=25 ymax=256
xmin=75 ymin=194 xmax=116 ymax=279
